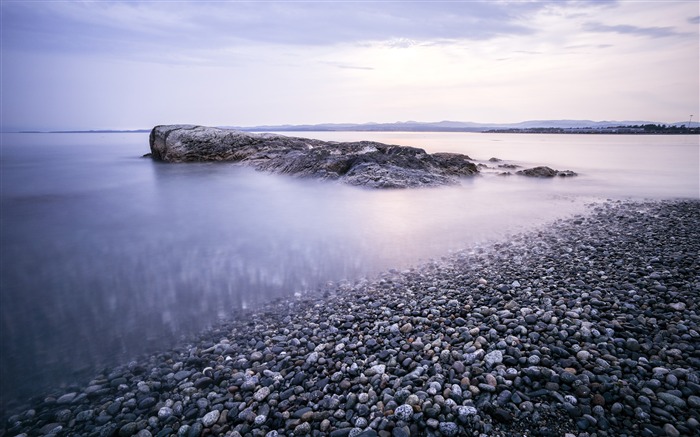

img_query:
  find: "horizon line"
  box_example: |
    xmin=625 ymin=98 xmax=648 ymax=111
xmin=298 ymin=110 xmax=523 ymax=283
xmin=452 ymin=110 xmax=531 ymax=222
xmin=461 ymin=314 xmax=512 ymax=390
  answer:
xmin=4 ymin=118 xmax=699 ymax=133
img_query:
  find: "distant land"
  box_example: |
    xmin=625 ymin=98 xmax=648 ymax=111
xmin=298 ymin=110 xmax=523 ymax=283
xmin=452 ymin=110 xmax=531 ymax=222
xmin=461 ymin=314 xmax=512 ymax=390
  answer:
xmin=229 ymin=119 xmax=699 ymax=133
xmin=16 ymin=119 xmax=699 ymax=134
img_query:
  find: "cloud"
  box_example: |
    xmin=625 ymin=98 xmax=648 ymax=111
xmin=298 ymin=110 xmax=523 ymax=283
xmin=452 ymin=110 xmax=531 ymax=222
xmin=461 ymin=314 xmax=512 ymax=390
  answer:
xmin=564 ymin=44 xmax=614 ymax=50
xmin=385 ymin=38 xmax=419 ymax=49
xmin=0 ymin=1 xmax=581 ymax=58
xmin=514 ymin=50 xmax=543 ymax=55
xmin=1 ymin=0 xmax=697 ymax=130
xmin=689 ymin=16 xmax=700 ymax=24
xmin=583 ymin=22 xmax=686 ymax=38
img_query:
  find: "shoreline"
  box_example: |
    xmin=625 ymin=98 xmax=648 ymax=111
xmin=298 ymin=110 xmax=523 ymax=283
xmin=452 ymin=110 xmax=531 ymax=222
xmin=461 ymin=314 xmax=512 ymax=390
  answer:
xmin=3 ymin=199 xmax=699 ymax=437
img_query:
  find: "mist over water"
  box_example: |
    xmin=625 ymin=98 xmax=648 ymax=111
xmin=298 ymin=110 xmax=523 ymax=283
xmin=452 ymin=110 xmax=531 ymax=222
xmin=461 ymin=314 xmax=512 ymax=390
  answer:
xmin=1 ymin=131 xmax=698 ymax=411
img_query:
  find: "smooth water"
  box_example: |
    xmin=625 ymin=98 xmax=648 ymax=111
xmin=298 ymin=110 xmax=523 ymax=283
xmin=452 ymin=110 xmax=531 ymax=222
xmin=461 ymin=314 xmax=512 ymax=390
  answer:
xmin=1 ymin=131 xmax=698 ymax=411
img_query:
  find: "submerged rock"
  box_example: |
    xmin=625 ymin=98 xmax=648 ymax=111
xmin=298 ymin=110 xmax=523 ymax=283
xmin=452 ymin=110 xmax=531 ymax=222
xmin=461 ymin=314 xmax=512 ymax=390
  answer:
xmin=149 ymin=125 xmax=478 ymax=188
xmin=517 ymin=166 xmax=577 ymax=177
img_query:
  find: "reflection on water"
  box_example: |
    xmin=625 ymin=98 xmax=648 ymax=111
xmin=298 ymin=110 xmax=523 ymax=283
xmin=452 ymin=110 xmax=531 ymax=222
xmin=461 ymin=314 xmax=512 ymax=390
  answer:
xmin=0 ymin=132 xmax=697 ymax=411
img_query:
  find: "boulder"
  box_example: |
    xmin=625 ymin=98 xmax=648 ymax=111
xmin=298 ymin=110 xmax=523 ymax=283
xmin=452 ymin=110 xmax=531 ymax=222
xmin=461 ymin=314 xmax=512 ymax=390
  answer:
xmin=149 ymin=125 xmax=478 ymax=188
xmin=516 ymin=166 xmax=577 ymax=177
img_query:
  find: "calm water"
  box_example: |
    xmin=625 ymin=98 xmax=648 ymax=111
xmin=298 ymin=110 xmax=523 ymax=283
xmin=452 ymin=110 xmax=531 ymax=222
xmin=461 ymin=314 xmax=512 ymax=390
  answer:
xmin=1 ymin=131 xmax=698 ymax=411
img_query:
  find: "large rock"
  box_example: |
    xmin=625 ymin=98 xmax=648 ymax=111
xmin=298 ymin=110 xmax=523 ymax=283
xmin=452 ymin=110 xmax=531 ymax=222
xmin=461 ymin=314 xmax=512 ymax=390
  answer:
xmin=149 ymin=125 xmax=478 ymax=188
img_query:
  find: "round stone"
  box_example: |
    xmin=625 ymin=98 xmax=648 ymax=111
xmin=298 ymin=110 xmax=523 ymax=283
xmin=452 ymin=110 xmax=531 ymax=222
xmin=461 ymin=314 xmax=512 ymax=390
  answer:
xmin=254 ymin=386 xmax=271 ymax=402
xmin=663 ymin=424 xmax=680 ymax=437
xmin=158 ymin=407 xmax=173 ymax=421
xmin=294 ymin=422 xmax=311 ymax=436
xmin=457 ymin=405 xmax=478 ymax=418
xmin=439 ymin=422 xmax=459 ymax=436
xmin=201 ymin=410 xmax=220 ymax=427
xmin=625 ymin=338 xmax=641 ymax=352
xmin=394 ymin=404 xmax=413 ymax=422
xmin=576 ymin=350 xmax=591 ymax=361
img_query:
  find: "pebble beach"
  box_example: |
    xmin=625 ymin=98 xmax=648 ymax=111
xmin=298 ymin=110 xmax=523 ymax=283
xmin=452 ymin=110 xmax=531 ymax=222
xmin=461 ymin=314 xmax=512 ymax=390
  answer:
xmin=3 ymin=199 xmax=699 ymax=437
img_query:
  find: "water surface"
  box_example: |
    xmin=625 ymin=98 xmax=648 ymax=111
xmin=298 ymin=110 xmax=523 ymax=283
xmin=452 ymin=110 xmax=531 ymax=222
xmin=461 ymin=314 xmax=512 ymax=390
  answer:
xmin=1 ymin=131 xmax=697 ymax=411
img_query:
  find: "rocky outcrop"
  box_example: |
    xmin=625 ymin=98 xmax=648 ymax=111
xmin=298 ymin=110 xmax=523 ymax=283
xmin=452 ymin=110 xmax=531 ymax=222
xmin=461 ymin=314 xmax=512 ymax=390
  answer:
xmin=149 ymin=125 xmax=478 ymax=188
xmin=517 ymin=166 xmax=577 ymax=177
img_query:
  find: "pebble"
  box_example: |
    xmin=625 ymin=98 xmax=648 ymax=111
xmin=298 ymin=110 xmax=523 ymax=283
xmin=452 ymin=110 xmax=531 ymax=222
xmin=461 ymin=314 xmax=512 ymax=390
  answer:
xmin=201 ymin=410 xmax=219 ymax=427
xmin=576 ymin=350 xmax=591 ymax=361
xmin=438 ymin=422 xmax=459 ymax=436
xmin=253 ymin=386 xmax=271 ymax=402
xmin=657 ymin=392 xmax=686 ymax=408
xmin=2 ymin=200 xmax=698 ymax=437
xmin=394 ymin=404 xmax=413 ymax=422
xmin=484 ymin=350 xmax=503 ymax=368
xmin=663 ymin=423 xmax=680 ymax=437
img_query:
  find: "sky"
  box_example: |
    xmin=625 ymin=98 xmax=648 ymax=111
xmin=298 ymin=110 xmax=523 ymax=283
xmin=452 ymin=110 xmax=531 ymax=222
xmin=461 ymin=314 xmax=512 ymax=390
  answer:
xmin=1 ymin=0 xmax=699 ymax=131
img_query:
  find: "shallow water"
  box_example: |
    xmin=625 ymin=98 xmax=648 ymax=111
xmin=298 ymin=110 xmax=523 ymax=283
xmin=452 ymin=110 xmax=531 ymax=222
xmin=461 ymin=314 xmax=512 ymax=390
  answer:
xmin=0 ymin=131 xmax=697 ymax=410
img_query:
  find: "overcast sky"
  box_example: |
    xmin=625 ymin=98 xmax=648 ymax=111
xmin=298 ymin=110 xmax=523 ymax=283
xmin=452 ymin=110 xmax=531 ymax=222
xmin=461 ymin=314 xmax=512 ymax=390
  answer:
xmin=1 ymin=0 xmax=698 ymax=131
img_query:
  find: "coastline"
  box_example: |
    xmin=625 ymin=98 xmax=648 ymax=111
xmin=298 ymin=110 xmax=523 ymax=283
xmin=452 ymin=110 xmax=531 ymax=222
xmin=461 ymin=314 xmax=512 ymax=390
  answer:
xmin=3 ymin=199 xmax=699 ymax=437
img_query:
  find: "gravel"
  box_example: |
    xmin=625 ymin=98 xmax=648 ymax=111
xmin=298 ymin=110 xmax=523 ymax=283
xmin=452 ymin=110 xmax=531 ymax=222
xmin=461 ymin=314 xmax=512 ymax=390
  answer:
xmin=2 ymin=199 xmax=699 ymax=437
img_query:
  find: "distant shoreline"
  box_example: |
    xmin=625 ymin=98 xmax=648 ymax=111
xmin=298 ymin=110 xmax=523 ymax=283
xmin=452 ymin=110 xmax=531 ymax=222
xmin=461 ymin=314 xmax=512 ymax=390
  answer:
xmin=8 ymin=119 xmax=700 ymax=135
xmin=15 ymin=129 xmax=152 ymax=134
xmin=11 ymin=128 xmax=700 ymax=135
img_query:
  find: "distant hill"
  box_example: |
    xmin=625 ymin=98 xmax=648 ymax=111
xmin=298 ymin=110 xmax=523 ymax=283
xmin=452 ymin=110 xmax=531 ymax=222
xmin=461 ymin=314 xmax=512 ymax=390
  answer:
xmin=13 ymin=120 xmax=698 ymax=134
xmin=229 ymin=119 xmax=698 ymax=132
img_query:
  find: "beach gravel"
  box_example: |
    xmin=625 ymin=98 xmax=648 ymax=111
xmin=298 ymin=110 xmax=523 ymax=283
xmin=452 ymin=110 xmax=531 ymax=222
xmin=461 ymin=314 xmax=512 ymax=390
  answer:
xmin=2 ymin=199 xmax=699 ymax=436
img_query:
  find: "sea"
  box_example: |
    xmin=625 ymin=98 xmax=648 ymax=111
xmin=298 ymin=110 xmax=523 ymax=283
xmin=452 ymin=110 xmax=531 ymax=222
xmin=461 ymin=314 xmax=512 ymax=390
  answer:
xmin=1 ymin=131 xmax=698 ymax=412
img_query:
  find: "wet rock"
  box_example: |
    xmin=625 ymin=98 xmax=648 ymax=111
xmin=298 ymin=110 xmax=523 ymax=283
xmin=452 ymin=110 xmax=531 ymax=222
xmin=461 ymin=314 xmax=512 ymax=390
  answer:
xmin=517 ymin=166 xmax=577 ymax=177
xmin=149 ymin=125 xmax=478 ymax=188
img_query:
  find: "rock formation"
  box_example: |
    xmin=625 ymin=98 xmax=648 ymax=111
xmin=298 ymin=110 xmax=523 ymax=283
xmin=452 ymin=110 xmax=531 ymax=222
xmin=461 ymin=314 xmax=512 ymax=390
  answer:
xmin=149 ymin=125 xmax=478 ymax=188
xmin=516 ymin=166 xmax=577 ymax=177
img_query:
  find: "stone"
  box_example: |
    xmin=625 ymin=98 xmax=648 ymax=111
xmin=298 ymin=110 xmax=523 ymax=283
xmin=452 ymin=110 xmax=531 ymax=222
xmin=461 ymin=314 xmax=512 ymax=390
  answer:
xmin=438 ymin=422 xmax=459 ymax=436
xmin=365 ymin=364 xmax=386 ymax=376
xmin=394 ymin=404 xmax=413 ymax=422
xmin=657 ymin=392 xmax=686 ymax=408
xmin=119 ymin=422 xmax=138 ymax=437
xmin=625 ymin=338 xmax=641 ymax=351
xmin=576 ymin=350 xmax=591 ymax=361
xmin=663 ymin=423 xmax=680 ymax=437
xmin=202 ymin=410 xmax=220 ymax=427
xmin=138 ymin=397 xmax=157 ymax=410
xmin=254 ymin=386 xmax=271 ymax=402
xmin=484 ymin=350 xmax=503 ymax=368
xmin=294 ymin=422 xmax=311 ymax=435
xmin=158 ymin=407 xmax=173 ymax=421
xmin=250 ymin=351 xmax=264 ymax=361
xmin=457 ymin=405 xmax=478 ymax=419
xmin=516 ymin=166 xmax=577 ymax=177
xmin=306 ymin=351 xmax=320 ymax=364
xmin=56 ymin=393 xmax=77 ymax=405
